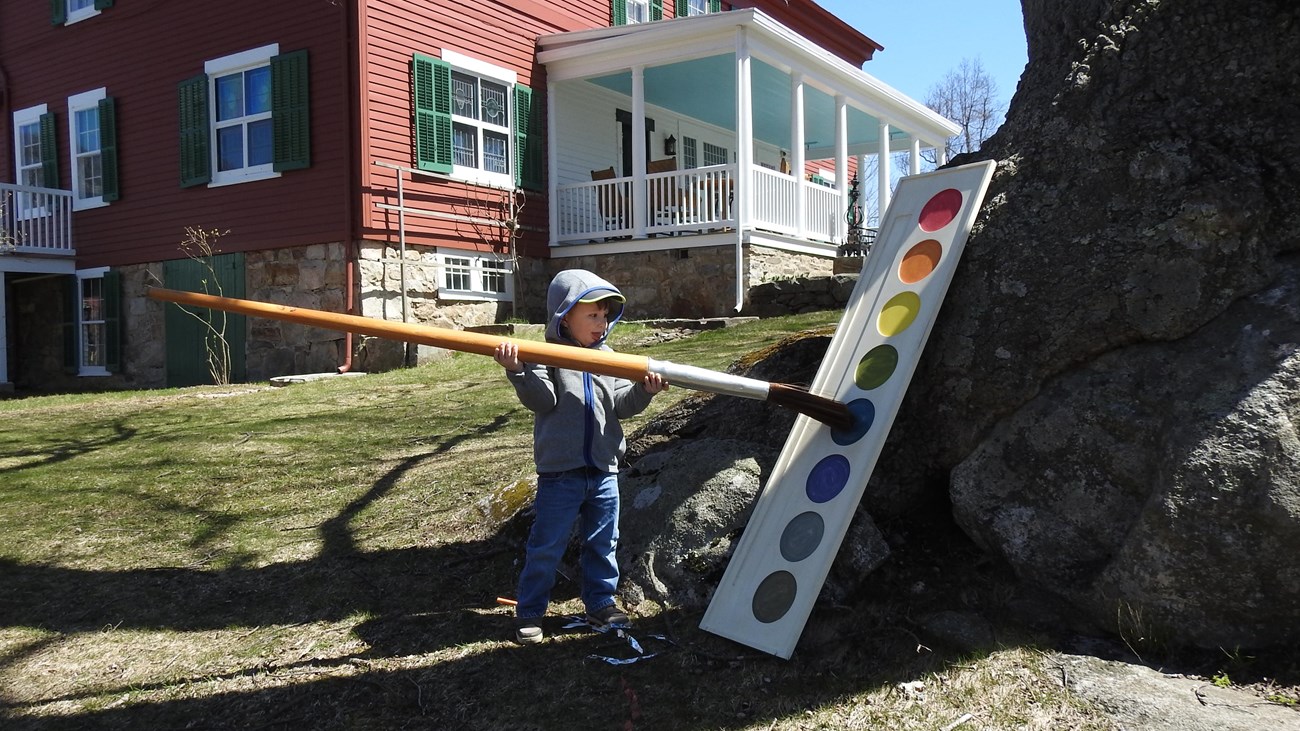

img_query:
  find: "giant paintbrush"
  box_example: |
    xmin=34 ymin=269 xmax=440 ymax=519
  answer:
xmin=146 ymin=287 xmax=853 ymax=430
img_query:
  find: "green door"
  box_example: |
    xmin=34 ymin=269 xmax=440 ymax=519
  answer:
xmin=163 ymin=253 xmax=247 ymax=387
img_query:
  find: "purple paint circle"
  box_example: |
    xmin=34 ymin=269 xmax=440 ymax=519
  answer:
xmin=805 ymin=454 xmax=851 ymax=503
xmin=752 ymin=570 xmax=798 ymax=623
xmin=831 ymin=399 xmax=875 ymax=446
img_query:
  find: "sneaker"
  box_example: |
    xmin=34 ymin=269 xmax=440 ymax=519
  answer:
xmin=586 ymin=604 xmax=630 ymax=629
xmin=515 ymin=618 xmax=543 ymax=645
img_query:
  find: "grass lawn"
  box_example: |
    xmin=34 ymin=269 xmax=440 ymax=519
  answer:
xmin=0 ymin=312 xmax=1111 ymax=729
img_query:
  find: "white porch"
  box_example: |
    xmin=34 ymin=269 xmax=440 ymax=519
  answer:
xmin=538 ymin=9 xmax=960 ymax=259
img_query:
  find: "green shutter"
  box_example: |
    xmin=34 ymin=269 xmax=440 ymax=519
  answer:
xmin=39 ymin=113 xmax=60 ymax=189
xmin=709 ymin=0 xmax=720 ymax=12
xmin=178 ymin=74 xmax=211 ymax=187
xmin=99 ymin=96 xmax=119 ymax=201
xmin=103 ymin=270 xmax=122 ymax=373
xmin=514 ymin=85 xmax=543 ymax=191
xmin=651 ymin=0 xmax=662 ymax=21
xmin=62 ymin=276 xmax=78 ymax=373
xmin=612 ymin=0 xmax=626 ymax=26
xmin=271 ymin=49 xmax=311 ymax=172
xmin=412 ymin=53 xmax=452 ymax=174
xmin=52 ymin=0 xmax=66 ymax=25
xmin=674 ymin=0 xmax=685 ymax=17
xmin=95 ymin=0 xmax=114 ymax=9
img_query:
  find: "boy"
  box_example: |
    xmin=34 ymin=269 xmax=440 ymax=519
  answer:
xmin=494 ymin=269 xmax=666 ymax=644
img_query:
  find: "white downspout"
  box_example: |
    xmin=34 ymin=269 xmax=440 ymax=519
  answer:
xmin=734 ymin=27 xmax=753 ymax=312
xmin=834 ymin=94 xmax=848 ymax=244
xmin=878 ymin=120 xmax=892 ymax=219
xmin=547 ymin=80 xmax=559 ymax=248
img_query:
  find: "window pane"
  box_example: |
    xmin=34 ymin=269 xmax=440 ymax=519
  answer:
xmin=78 ymin=155 xmax=103 ymax=199
xmin=82 ymin=322 xmax=105 ymax=367
xmin=75 ymin=108 xmax=100 ymax=154
xmin=444 ymin=257 xmax=471 ymax=290
xmin=216 ymin=125 xmax=244 ymax=171
xmin=245 ymin=67 xmax=272 ymax=115
xmin=481 ymin=261 xmax=508 ymax=293
xmin=628 ymin=0 xmax=649 ymax=23
xmin=215 ymin=73 xmax=244 ymax=122
xmin=483 ymin=131 xmax=508 ymax=174
xmin=451 ymin=72 xmax=478 ymax=120
xmin=81 ymin=277 xmax=104 ymax=320
xmin=452 ymin=123 xmax=477 ymax=168
xmin=247 ymin=118 xmax=273 ymax=166
xmin=18 ymin=123 xmax=41 ymax=167
xmin=703 ymin=141 xmax=728 ymax=166
xmin=481 ymin=81 xmax=507 ymax=127
xmin=688 ymin=0 xmax=707 ymax=14
xmin=70 ymin=0 xmax=95 ymax=11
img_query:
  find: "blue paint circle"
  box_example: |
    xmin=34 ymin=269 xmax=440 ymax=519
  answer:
xmin=805 ymin=454 xmax=851 ymax=503
xmin=830 ymin=398 xmax=875 ymax=446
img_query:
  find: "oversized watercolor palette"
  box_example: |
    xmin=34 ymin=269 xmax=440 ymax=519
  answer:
xmin=700 ymin=160 xmax=996 ymax=658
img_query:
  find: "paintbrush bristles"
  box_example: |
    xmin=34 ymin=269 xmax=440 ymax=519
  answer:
xmin=766 ymin=383 xmax=854 ymax=431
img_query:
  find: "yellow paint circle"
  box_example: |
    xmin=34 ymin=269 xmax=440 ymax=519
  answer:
xmin=877 ymin=291 xmax=921 ymax=336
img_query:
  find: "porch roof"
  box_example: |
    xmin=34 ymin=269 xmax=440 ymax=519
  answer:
xmin=537 ymin=9 xmax=960 ymax=158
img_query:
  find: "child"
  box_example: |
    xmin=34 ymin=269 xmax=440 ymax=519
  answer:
xmin=494 ymin=269 xmax=667 ymax=644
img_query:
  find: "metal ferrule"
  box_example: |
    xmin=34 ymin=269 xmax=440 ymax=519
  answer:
xmin=647 ymin=359 xmax=770 ymax=401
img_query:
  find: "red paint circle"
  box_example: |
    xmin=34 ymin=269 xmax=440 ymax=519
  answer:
xmin=918 ymin=188 xmax=963 ymax=232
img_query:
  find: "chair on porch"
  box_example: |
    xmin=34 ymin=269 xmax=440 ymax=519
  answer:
xmin=591 ymin=167 xmax=629 ymax=238
xmin=645 ymin=157 xmax=684 ymax=232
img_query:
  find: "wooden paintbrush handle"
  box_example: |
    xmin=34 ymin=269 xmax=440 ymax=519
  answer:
xmin=146 ymin=287 xmax=652 ymax=381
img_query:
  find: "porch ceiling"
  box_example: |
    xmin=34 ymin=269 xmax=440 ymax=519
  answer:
xmin=540 ymin=9 xmax=960 ymax=155
xmin=588 ymin=56 xmax=915 ymax=159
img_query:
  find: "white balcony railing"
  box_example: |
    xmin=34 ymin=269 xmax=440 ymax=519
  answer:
xmin=553 ymin=163 xmax=847 ymax=246
xmin=1 ymin=183 xmax=74 ymax=256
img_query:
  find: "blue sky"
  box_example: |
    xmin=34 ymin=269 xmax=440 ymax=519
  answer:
xmin=817 ymin=0 xmax=1029 ymax=111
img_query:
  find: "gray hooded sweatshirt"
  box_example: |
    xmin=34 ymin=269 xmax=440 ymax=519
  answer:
xmin=505 ymin=269 xmax=655 ymax=474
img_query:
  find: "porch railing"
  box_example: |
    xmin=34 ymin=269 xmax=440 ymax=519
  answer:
xmin=0 ymin=183 xmax=74 ymax=256
xmin=553 ymin=164 xmax=844 ymax=246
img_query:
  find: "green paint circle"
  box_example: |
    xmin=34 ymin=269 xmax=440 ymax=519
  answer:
xmin=752 ymin=571 xmax=798 ymax=624
xmin=855 ymin=344 xmax=899 ymax=390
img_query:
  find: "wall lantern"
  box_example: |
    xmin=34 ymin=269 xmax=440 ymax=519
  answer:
xmin=664 ymin=134 xmax=677 ymax=157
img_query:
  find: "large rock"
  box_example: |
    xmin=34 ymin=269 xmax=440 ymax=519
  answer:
xmin=871 ymin=0 xmax=1300 ymax=647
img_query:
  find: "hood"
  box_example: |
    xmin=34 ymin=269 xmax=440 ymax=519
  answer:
xmin=545 ymin=269 xmax=626 ymax=346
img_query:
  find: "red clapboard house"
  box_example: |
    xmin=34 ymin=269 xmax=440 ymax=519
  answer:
xmin=0 ymin=0 xmax=957 ymax=391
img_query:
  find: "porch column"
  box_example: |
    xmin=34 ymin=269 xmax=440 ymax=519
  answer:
xmin=834 ymin=94 xmax=848 ymax=244
xmin=910 ymin=138 xmax=922 ymax=175
xmin=791 ymin=73 xmax=806 ymax=238
xmin=878 ymin=120 xmax=892 ymax=218
xmin=936 ymin=141 xmax=949 ymax=166
xmin=631 ymin=65 xmax=648 ymax=237
xmin=734 ymin=27 xmax=754 ymax=311
xmin=0 ymin=274 xmax=8 ymax=386
xmin=547 ymin=80 xmax=559 ymax=247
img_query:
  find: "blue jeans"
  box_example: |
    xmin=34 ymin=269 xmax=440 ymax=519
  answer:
xmin=515 ymin=468 xmax=620 ymax=619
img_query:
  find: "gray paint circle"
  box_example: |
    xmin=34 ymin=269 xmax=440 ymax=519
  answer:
xmin=779 ymin=511 xmax=825 ymax=562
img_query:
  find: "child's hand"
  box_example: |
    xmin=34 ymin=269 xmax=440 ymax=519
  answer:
xmin=643 ymin=373 xmax=668 ymax=394
xmin=494 ymin=342 xmax=524 ymax=373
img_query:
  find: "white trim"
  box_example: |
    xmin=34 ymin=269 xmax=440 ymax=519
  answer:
xmin=67 ymin=87 xmax=108 ymax=211
xmin=12 ymin=104 xmax=51 ymax=220
xmin=75 ymin=266 xmax=111 ymax=377
xmin=64 ymin=0 xmax=101 ymax=25
xmin=439 ymin=51 xmax=518 ymax=190
xmin=435 ymin=249 xmax=514 ymax=302
xmin=206 ymin=44 xmax=281 ymax=187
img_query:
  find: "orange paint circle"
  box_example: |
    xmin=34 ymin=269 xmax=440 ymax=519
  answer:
xmin=899 ymin=239 xmax=942 ymax=284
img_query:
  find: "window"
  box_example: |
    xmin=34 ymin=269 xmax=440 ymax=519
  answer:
xmin=69 ymin=267 xmax=120 ymax=376
xmin=67 ymin=88 xmax=118 ymax=209
xmin=178 ymin=45 xmax=310 ymax=188
xmin=437 ymin=250 xmax=513 ymax=301
xmin=411 ymin=51 xmax=542 ymax=190
xmin=675 ymin=0 xmax=720 ymax=17
xmin=11 ymin=105 xmax=57 ymax=217
xmin=53 ymin=0 xmax=111 ymax=25
xmin=702 ymin=141 xmax=728 ymax=167
xmin=613 ymin=0 xmax=663 ymax=26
